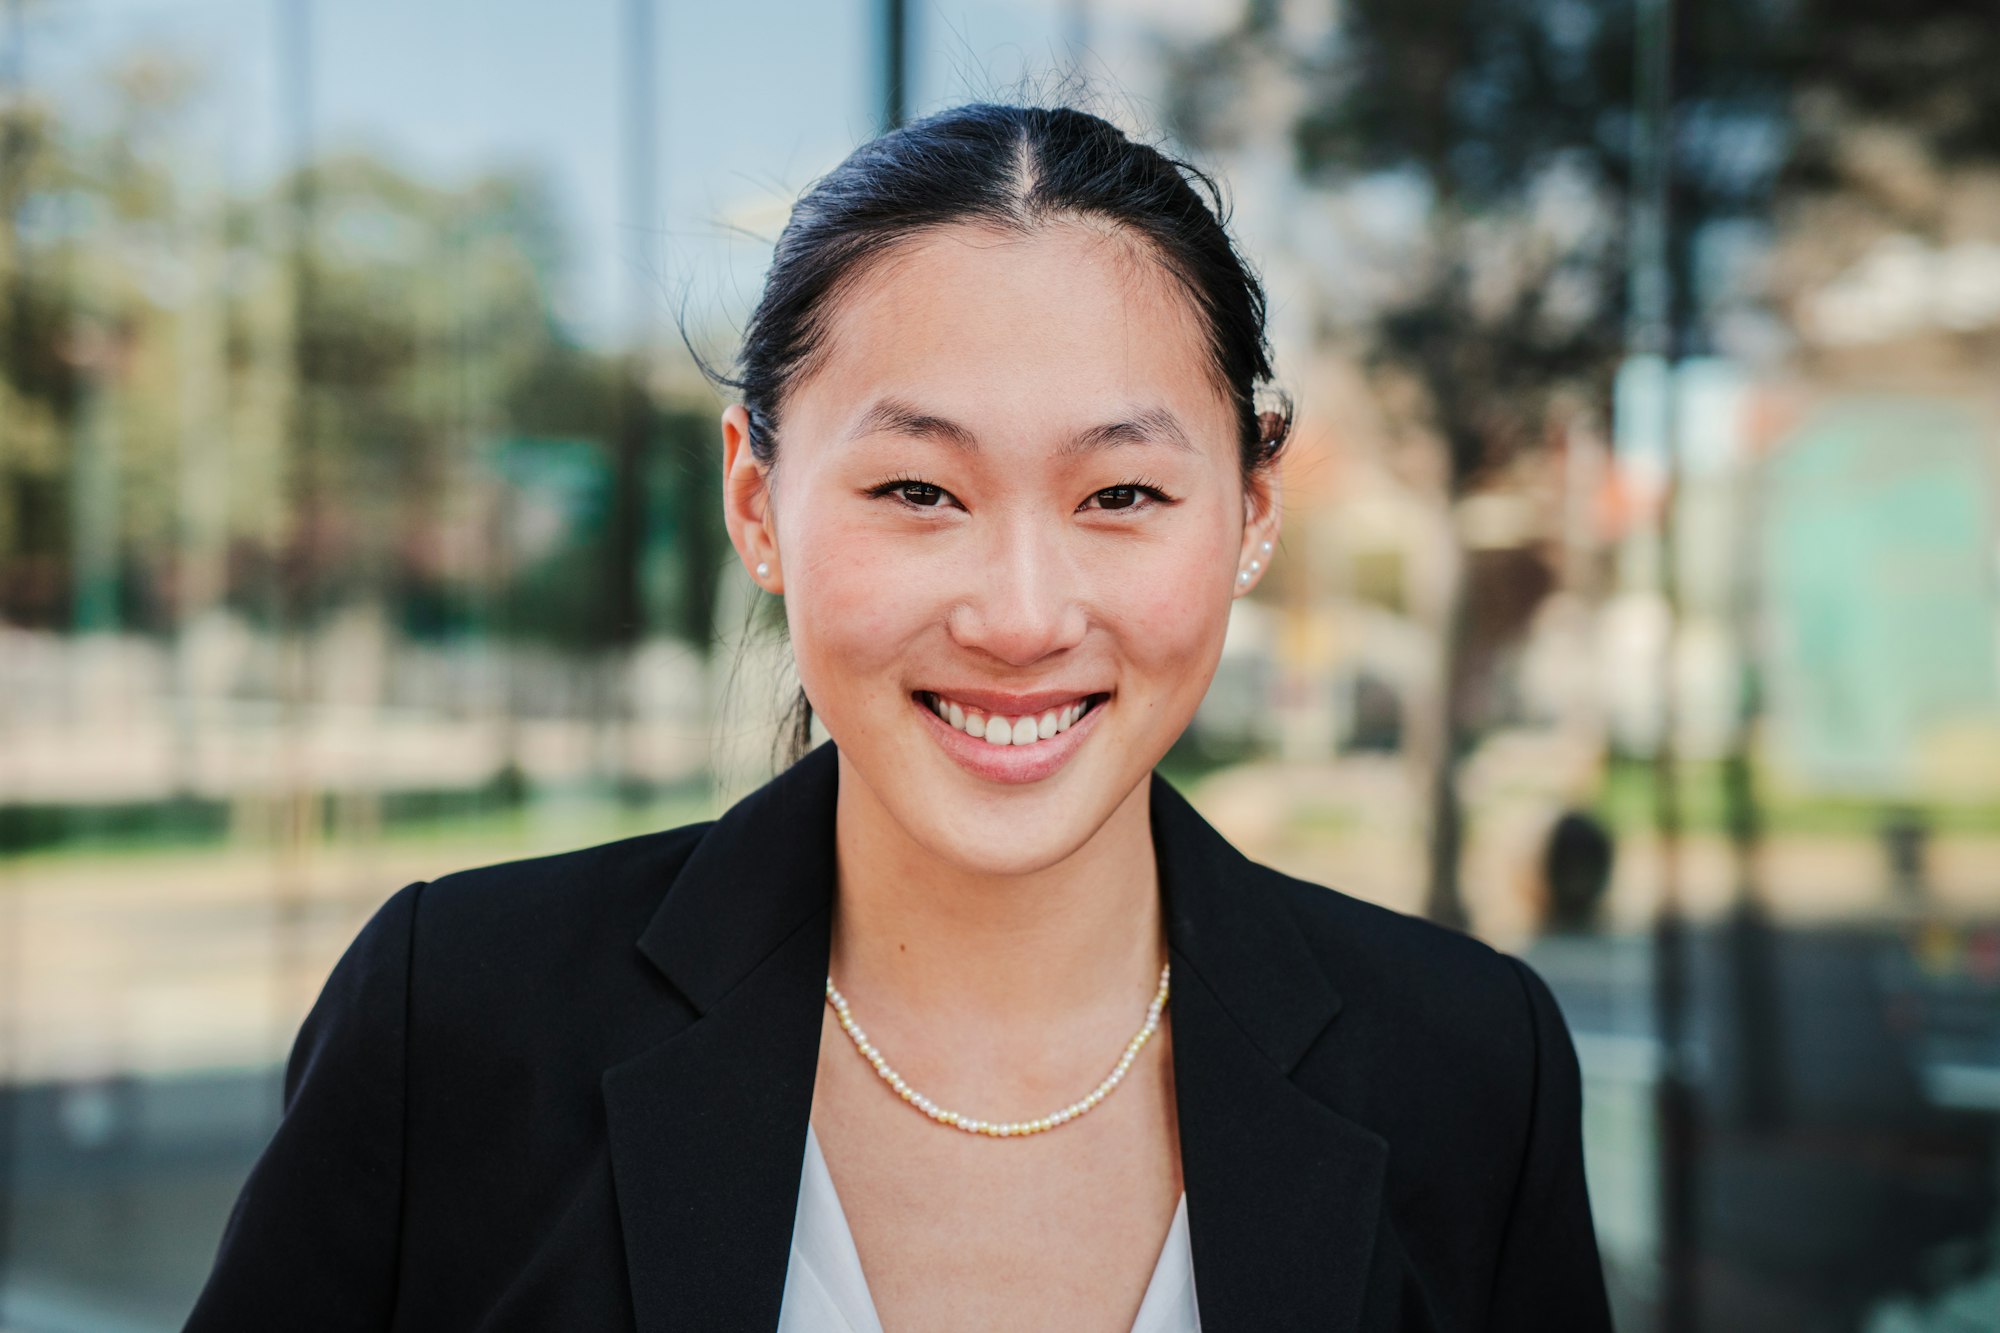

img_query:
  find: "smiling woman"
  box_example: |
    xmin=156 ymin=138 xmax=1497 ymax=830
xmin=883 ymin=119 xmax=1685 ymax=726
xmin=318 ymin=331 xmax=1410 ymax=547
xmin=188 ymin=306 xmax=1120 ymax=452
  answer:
xmin=185 ymin=103 xmax=1612 ymax=1333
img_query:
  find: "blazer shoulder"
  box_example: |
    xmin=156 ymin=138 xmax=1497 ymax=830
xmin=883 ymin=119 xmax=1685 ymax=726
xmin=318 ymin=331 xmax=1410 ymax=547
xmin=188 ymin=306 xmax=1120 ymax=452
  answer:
xmin=1248 ymin=861 xmax=1570 ymax=1207
xmin=414 ymin=818 xmax=715 ymax=961
xmin=1262 ymin=859 xmax=1512 ymax=975
xmin=1253 ymin=859 xmax=1544 ymax=1053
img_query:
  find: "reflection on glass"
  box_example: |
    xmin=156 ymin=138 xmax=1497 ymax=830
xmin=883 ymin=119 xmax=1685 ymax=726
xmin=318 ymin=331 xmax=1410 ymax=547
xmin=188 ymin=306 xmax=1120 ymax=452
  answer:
xmin=4 ymin=1 xmax=1999 ymax=1329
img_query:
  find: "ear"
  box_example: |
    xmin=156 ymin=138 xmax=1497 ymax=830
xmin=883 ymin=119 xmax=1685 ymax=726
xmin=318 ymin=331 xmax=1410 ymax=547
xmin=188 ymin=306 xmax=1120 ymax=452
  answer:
xmin=721 ymin=404 xmax=782 ymax=594
xmin=1233 ymin=462 xmax=1282 ymax=599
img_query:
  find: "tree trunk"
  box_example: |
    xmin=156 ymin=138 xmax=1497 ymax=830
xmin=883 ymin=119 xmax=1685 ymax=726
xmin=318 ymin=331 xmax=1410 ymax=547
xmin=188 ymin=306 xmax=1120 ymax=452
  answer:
xmin=1422 ymin=525 xmax=1472 ymax=930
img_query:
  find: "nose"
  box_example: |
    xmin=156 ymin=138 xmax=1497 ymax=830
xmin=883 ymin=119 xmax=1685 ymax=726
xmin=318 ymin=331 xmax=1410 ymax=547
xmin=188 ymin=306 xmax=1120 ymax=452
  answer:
xmin=948 ymin=517 xmax=1088 ymax=666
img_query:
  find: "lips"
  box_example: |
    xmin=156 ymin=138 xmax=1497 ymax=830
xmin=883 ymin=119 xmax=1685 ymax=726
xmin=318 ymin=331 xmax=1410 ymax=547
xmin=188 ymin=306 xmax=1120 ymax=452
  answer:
xmin=917 ymin=690 xmax=1107 ymax=748
xmin=910 ymin=686 xmax=1109 ymax=785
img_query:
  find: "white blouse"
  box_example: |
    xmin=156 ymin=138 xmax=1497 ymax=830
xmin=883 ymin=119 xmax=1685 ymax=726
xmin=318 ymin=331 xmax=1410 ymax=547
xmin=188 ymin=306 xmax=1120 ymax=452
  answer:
xmin=777 ymin=1124 xmax=1201 ymax=1332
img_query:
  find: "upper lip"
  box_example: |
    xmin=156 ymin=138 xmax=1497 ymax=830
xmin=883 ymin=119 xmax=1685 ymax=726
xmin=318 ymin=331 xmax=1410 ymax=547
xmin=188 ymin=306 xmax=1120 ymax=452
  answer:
xmin=919 ymin=686 xmax=1106 ymax=717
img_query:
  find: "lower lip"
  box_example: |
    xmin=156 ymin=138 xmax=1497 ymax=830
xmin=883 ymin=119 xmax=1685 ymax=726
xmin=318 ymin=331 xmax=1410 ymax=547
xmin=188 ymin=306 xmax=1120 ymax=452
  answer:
xmin=915 ymin=694 xmax=1106 ymax=785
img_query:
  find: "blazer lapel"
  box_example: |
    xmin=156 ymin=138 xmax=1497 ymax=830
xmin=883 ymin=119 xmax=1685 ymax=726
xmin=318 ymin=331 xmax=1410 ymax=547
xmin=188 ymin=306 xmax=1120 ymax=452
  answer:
xmin=1151 ymin=773 xmax=1390 ymax=1333
xmin=599 ymin=744 xmax=1389 ymax=1332
xmin=603 ymin=742 xmax=841 ymax=1333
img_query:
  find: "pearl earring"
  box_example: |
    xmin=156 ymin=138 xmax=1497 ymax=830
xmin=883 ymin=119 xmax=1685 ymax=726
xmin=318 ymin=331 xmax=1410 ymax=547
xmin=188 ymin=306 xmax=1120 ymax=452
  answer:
xmin=1260 ymin=539 xmax=1273 ymax=556
xmin=1237 ymin=569 xmax=1252 ymax=587
xmin=755 ymin=562 xmax=770 ymax=582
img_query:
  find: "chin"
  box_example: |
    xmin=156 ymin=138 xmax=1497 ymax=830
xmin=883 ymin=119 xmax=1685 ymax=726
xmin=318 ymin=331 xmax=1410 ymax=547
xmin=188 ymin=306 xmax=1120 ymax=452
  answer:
xmin=899 ymin=734 xmax=1159 ymax=875
xmin=906 ymin=793 xmax=1115 ymax=878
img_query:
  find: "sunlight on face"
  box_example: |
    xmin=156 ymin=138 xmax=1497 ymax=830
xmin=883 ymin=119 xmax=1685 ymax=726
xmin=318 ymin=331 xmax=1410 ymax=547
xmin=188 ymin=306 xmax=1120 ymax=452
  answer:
xmin=744 ymin=220 xmax=1273 ymax=873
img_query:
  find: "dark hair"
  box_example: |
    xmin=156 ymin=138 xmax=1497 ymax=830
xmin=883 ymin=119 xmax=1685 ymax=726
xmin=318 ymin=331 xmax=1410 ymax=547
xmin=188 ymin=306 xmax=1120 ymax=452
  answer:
xmin=710 ymin=101 xmax=1293 ymax=763
xmin=724 ymin=101 xmax=1290 ymax=476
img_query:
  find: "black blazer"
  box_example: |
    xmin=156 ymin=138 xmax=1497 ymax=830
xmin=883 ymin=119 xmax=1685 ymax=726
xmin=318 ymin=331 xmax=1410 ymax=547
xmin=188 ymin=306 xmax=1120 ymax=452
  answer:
xmin=186 ymin=740 xmax=1612 ymax=1332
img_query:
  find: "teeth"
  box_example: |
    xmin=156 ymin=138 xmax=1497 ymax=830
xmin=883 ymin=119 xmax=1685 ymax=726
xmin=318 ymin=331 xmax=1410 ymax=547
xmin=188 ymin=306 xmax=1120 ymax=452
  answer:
xmin=924 ymin=694 xmax=1099 ymax=747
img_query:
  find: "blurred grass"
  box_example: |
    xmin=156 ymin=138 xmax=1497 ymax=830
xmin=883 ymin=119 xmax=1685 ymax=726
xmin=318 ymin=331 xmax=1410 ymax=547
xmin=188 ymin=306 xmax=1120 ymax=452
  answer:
xmin=1593 ymin=756 xmax=2000 ymax=837
xmin=0 ymin=779 xmax=720 ymax=874
xmin=7 ymin=734 xmax=1231 ymax=872
xmin=16 ymin=744 xmax=2000 ymax=877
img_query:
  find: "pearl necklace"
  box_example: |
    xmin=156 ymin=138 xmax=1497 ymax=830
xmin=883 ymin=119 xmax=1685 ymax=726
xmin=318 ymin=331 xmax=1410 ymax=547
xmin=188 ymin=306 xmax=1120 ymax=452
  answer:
xmin=823 ymin=961 xmax=1170 ymax=1138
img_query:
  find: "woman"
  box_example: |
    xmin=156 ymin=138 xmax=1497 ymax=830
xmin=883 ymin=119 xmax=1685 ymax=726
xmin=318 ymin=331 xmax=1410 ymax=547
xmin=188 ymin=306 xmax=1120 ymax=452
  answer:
xmin=187 ymin=103 xmax=1612 ymax=1332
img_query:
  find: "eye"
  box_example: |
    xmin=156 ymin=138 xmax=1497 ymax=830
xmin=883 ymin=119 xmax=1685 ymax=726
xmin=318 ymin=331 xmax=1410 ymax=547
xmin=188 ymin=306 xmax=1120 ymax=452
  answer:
xmin=866 ymin=476 xmax=956 ymax=509
xmin=1082 ymin=482 xmax=1176 ymax=513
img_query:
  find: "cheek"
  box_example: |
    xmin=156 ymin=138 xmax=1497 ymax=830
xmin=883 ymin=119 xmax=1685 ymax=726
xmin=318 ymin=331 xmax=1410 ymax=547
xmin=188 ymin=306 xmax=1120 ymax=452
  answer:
xmin=781 ymin=510 xmax=926 ymax=692
xmin=1099 ymin=526 xmax=1237 ymax=684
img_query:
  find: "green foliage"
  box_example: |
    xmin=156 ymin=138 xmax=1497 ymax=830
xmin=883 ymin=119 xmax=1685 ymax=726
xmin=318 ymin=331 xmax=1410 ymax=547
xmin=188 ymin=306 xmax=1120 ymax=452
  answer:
xmin=1166 ymin=0 xmax=1647 ymax=491
xmin=0 ymin=54 xmax=733 ymax=652
xmin=1167 ymin=0 xmax=2000 ymax=491
xmin=1593 ymin=753 xmax=2000 ymax=837
xmin=1777 ymin=0 xmax=2000 ymax=185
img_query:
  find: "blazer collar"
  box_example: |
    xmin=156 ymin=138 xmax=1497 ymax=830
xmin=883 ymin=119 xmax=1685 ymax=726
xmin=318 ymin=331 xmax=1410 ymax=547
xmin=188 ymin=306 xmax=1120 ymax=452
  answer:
xmin=634 ymin=739 xmax=1345 ymax=1049
xmin=603 ymin=740 xmax=1387 ymax=1333
xmin=635 ymin=738 xmax=843 ymax=1015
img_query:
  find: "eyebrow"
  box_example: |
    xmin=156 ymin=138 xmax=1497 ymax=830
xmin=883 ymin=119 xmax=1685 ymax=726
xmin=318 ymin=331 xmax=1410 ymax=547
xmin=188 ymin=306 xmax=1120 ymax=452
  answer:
xmin=1059 ymin=408 xmax=1196 ymax=457
xmin=846 ymin=397 xmax=1196 ymax=457
xmin=848 ymin=398 xmax=980 ymax=452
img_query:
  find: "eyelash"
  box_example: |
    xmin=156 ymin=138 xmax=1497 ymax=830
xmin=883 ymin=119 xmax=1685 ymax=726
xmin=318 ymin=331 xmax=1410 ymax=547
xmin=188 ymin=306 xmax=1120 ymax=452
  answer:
xmin=865 ymin=474 xmax=1179 ymax=514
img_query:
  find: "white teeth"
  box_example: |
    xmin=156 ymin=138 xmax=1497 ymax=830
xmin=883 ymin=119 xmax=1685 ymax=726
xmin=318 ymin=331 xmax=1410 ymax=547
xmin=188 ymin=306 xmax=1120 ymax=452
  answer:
xmin=928 ymin=695 xmax=1097 ymax=746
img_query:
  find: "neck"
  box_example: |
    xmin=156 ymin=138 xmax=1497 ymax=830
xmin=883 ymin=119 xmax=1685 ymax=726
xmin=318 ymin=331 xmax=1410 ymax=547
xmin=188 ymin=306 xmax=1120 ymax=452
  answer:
xmin=828 ymin=753 xmax=1165 ymax=1031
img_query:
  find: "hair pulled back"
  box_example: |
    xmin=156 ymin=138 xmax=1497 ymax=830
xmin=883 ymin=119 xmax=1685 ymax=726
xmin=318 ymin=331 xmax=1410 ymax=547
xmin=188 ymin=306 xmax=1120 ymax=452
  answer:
xmin=720 ymin=101 xmax=1292 ymax=480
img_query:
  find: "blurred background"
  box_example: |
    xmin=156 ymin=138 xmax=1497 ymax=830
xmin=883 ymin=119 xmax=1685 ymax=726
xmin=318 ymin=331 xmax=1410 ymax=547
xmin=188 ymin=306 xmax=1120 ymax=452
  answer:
xmin=2 ymin=0 xmax=1998 ymax=1328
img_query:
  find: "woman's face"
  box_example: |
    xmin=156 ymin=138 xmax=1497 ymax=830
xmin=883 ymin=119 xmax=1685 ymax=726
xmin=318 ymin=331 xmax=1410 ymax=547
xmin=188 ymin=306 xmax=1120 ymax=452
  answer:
xmin=722 ymin=220 xmax=1279 ymax=875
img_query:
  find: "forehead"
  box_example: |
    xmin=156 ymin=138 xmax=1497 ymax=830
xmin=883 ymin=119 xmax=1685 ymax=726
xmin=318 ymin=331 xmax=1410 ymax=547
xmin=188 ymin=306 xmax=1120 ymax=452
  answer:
xmin=787 ymin=220 xmax=1232 ymax=446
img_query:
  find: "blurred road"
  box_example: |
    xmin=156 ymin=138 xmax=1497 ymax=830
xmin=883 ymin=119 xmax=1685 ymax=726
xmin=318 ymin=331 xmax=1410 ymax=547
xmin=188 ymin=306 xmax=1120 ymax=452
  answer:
xmin=4 ymin=775 xmax=1999 ymax=1331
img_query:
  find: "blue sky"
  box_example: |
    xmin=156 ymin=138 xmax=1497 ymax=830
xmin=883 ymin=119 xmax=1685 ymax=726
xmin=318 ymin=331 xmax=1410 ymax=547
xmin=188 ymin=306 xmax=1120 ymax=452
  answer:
xmin=22 ymin=0 xmax=1192 ymax=347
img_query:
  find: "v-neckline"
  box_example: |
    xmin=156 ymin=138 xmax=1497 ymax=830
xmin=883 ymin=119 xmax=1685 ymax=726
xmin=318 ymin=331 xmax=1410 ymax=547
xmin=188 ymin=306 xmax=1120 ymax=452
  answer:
xmin=608 ymin=743 xmax=1381 ymax=1332
xmin=779 ymin=1123 xmax=1199 ymax=1333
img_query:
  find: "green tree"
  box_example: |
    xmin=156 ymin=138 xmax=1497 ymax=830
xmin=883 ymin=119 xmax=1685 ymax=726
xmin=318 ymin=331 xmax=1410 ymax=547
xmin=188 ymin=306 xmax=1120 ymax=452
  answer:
xmin=1168 ymin=0 xmax=1660 ymax=923
xmin=1164 ymin=0 xmax=2000 ymax=922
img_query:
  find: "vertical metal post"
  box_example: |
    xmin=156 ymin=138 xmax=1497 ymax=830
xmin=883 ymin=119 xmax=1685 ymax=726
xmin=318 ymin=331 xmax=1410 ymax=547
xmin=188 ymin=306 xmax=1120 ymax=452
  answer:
xmin=67 ymin=0 xmax=123 ymax=640
xmin=1709 ymin=4 xmax=1781 ymax=1141
xmin=880 ymin=0 xmax=907 ymax=132
xmin=0 ymin=0 xmax=19 ymax=405
xmin=271 ymin=0 xmax=316 ymax=1090
xmin=68 ymin=340 xmax=120 ymax=634
xmin=1630 ymin=0 xmax=1697 ymax=1327
xmin=1722 ymin=458 xmax=1781 ymax=1132
xmin=609 ymin=0 xmax=658 ymax=800
xmin=281 ymin=0 xmax=315 ymax=628
xmin=0 ymin=0 xmax=23 ymax=1295
xmin=623 ymin=0 xmax=658 ymax=356
xmin=173 ymin=159 xmax=228 ymax=802
xmin=1062 ymin=0 xmax=1089 ymax=75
